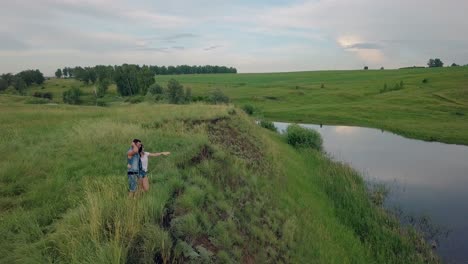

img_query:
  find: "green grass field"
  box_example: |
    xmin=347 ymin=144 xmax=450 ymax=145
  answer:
xmin=0 ymin=96 xmax=437 ymax=263
xmin=156 ymin=67 xmax=468 ymax=145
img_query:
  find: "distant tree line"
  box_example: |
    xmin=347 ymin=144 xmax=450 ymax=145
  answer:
xmin=56 ymin=64 xmax=236 ymax=97
xmin=57 ymin=64 xmax=236 ymax=80
xmin=148 ymin=65 xmax=237 ymax=75
xmin=0 ymin=70 xmax=45 ymax=95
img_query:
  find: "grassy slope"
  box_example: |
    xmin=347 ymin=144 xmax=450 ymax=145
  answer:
xmin=0 ymin=97 xmax=436 ymax=263
xmin=155 ymin=67 xmax=468 ymax=145
xmin=26 ymin=77 xmax=122 ymax=105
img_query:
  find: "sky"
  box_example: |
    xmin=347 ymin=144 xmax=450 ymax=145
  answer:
xmin=1 ymin=0 xmax=467 ymax=75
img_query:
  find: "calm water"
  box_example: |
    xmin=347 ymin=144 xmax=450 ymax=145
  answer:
xmin=274 ymin=122 xmax=468 ymax=263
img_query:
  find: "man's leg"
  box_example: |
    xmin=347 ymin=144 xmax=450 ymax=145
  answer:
xmin=128 ymin=174 xmax=138 ymax=198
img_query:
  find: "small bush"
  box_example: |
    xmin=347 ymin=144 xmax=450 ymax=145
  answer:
xmin=33 ymin=91 xmax=53 ymax=100
xmin=3 ymin=86 xmax=17 ymax=95
xmin=320 ymin=83 xmax=325 ymax=88
xmin=242 ymin=104 xmax=255 ymax=115
xmin=63 ymin=87 xmax=82 ymax=105
xmin=148 ymin=83 xmax=164 ymax=95
xmin=96 ymin=99 xmax=107 ymax=107
xmin=192 ymin=95 xmax=210 ymax=102
xmin=185 ymin=87 xmax=192 ymax=103
xmin=210 ymin=89 xmax=229 ymax=104
xmin=96 ymin=79 xmax=110 ymax=98
xmin=422 ymin=78 xmax=428 ymax=84
xmin=167 ymin=79 xmax=185 ymax=104
xmin=259 ymin=120 xmax=277 ymax=132
xmin=286 ymin=124 xmax=322 ymax=150
xmin=380 ymin=81 xmax=404 ymax=93
xmin=127 ymin=96 xmax=144 ymax=104
xmin=146 ymin=83 xmax=166 ymax=102
xmin=25 ymin=98 xmax=50 ymax=104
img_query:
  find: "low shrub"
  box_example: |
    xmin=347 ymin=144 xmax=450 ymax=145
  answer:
xmin=210 ymin=89 xmax=229 ymax=104
xmin=380 ymin=81 xmax=404 ymax=93
xmin=167 ymin=79 xmax=185 ymax=104
xmin=286 ymin=124 xmax=323 ymax=150
xmin=422 ymin=78 xmax=428 ymax=84
xmin=259 ymin=120 xmax=277 ymax=132
xmin=148 ymin=83 xmax=164 ymax=95
xmin=192 ymin=95 xmax=210 ymax=102
xmin=33 ymin=91 xmax=53 ymax=100
xmin=63 ymin=87 xmax=82 ymax=105
xmin=25 ymin=98 xmax=50 ymax=104
xmin=126 ymin=96 xmax=144 ymax=104
xmin=242 ymin=104 xmax=255 ymax=115
xmin=96 ymin=99 xmax=107 ymax=107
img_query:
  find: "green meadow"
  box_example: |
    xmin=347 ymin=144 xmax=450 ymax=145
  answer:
xmin=156 ymin=67 xmax=468 ymax=145
xmin=0 ymin=96 xmax=437 ymax=263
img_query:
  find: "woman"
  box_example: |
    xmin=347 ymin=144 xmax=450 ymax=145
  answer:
xmin=139 ymin=144 xmax=170 ymax=192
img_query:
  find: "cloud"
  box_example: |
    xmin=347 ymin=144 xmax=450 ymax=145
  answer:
xmin=163 ymin=33 xmax=199 ymax=41
xmin=344 ymin=43 xmax=382 ymax=50
xmin=134 ymin=47 xmax=170 ymax=53
xmin=204 ymin=45 xmax=222 ymax=51
xmin=123 ymin=10 xmax=189 ymax=28
xmin=0 ymin=33 xmax=29 ymax=51
xmin=251 ymin=0 xmax=468 ymax=66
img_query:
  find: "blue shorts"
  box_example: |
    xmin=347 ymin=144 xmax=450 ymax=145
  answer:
xmin=139 ymin=170 xmax=147 ymax=178
xmin=128 ymin=172 xmax=138 ymax=192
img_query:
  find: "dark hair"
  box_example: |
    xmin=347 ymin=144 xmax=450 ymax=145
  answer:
xmin=133 ymin=138 xmax=141 ymax=144
xmin=139 ymin=144 xmax=144 ymax=155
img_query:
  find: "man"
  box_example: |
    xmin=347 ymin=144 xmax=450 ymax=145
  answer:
xmin=127 ymin=139 xmax=142 ymax=198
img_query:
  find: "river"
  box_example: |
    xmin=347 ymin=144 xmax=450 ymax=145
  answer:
xmin=273 ymin=122 xmax=468 ymax=263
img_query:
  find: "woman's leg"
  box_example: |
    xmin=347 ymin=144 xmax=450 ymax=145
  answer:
xmin=142 ymin=176 xmax=149 ymax=192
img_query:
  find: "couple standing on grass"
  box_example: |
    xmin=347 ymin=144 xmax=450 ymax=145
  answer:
xmin=127 ymin=139 xmax=170 ymax=198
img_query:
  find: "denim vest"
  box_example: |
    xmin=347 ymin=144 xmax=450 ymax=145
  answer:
xmin=127 ymin=147 xmax=141 ymax=173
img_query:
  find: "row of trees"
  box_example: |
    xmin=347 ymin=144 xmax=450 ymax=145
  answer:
xmin=56 ymin=64 xmax=236 ymax=80
xmin=0 ymin=70 xmax=45 ymax=94
xmin=148 ymin=65 xmax=237 ymax=75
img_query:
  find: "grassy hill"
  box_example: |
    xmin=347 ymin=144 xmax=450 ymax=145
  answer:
xmin=156 ymin=67 xmax=468 ymax=145
xmin=0 ymin=97 xmax=437 ymax=263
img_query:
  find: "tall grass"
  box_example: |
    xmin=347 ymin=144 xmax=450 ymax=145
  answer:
xmin=0 ymin=100 xmax=438 ymax=263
